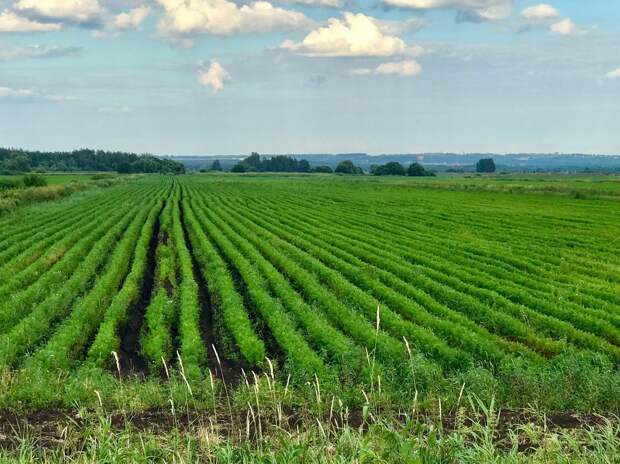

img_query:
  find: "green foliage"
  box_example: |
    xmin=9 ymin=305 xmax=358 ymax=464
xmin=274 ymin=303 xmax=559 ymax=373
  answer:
xmin=476 ymin=158 xmax=496 ymax=173
xmin=0 ymin=147 xmax=184 ymax=174
xmin=372 ymin=161 xmax=406 ymax=176
xmin=0 ymin=177 xmax=22 ymax=190
xmin=312 ymin=165 xmax=333 ymax=173
xmin=231 ymin=152 xmax=312 ymax=173
xmin=209 ymin=159 xmax=223 ymax=171
xmin=1 ymin=173 xmax=620 ymax=426
xmin=0 ymin=151 xmax=31 ymax=172
xmin=335 ymin=160 xmax=363 ymax=174
xmin=407 ymin=162 xmax=435 ymax=177
xmin=22 ymin=173 xmax=48 ymax=187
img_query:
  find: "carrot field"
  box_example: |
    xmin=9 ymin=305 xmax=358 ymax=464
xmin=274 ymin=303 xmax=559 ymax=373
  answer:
xmin=0 ymin=173 xmax=619 ymax=460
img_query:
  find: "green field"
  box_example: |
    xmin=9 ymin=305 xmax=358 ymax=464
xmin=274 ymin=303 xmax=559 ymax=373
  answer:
xmin=1 ymin=173 xmax=619 ymax=462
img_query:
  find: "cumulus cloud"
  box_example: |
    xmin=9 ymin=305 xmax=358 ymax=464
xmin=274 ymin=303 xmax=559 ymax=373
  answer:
xmin=112 ymin=5 xmax=150 ymax=29
xmin=277 ymin=0 xmax=343 ymax=8
xmin=382 ymin=0 xmax=512 ymax=22
xmin=0 ymin=9 xmax=61 ymax=31
xmin=349 ymin=59 xmax=422 ymax=76
xmin=550 ymin=18 xmax=582 ymax=36
xmin=15 ymin=0 xmax=103 ymax=23
xmin=0 ymin=44 xmax=81 ymax=61
xmin=281 ymin=13 xmax=412 ymax=57
xmin=198 ymin=60 xmax=229 ymax=91
xmin=520 ymin=3 xmax=558 ymax=20
xmin=605 ymin=68 xmax=620 ymax=80
xmin=156 ymin=0 xmax=311 ymax=37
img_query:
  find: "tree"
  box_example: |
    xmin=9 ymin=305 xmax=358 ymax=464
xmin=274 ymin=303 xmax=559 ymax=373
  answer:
xmin=3 ymin=152 xmax=31 ymax=172
xmin=476 ymin=158 xmax=496 ymax=173
xmin=298 ymin=159 xmax=311 ymax=173
xmin=210 ymin=160 xmax=223 ymax=171
xmin=117 ymin=162 xmax=132 ymax=174
xmin=245 ymin=152 xmax=262 ymax=171
xmin=373 ymin=162 xmax=406 ymax=176
xmin=335 ymin=160 xmax=362 ymax=175
xmin=231 ymin=162 xmax=247 ymax=173
xmin=312 ymin=165 xmax=333 ymax=173
xmin=407 ymin=162 xmax=435 ymax=177
xmin=0 ymin=147 xmax=185 ymax=174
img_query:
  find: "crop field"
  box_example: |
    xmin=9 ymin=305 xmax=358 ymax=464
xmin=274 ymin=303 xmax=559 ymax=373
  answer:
xmin=0 ymin=173 xmax=619 ymax=460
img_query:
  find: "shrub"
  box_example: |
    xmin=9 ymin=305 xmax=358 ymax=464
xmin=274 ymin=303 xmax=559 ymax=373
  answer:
xmin=407 ymin=162 xmax=435 ymax=177
xmin=22 ymin=174 xmax=48 ymax=187
xmin=335 ymin=160 xmax=363 ymax=175
xmin=0 ymin=178 xmax=22 ymax=190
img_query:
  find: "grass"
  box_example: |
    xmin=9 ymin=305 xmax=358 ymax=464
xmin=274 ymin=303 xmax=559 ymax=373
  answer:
xmin=0 ymin=397 xmax=618 ymax=463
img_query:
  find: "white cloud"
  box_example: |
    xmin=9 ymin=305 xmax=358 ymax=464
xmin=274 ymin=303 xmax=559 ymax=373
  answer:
xmin=382 ymin=0 xmax=500 ymax=7
xmin=550 ymin=18 xmax=583 ymax=36
xmin=382 ymin=0 xmax=512 ymax=21
xmin=281 ymin=13 xmax=410 ymax=57
xmin=349 ymin=60 xmax=422 ymax=76
xmin=15 ymin=0 xmax=103 ymax=22
xmin=0 ymin=86 xmax=73 ymax=101
xmin=605 ymin=68 xmax=620 ymax=80
xmin=113 ymin=5 xmax=150 ymax=29
xmin=375 ymin=60 xmax=421 ymax=75
xmin=520 ymin=4 xmax=559 ymax=20
xmin=277 ymin=0 xmax=343 ymax=8
xmin=198 ymin=61 xmax=230 ymax=91
xmin=0 ymin=45 xmax=80 ymax=61
xmin=156 ymin=0 xmax=311 ymax=36
xmin=0 ymin=9 xmax=61 ymax=31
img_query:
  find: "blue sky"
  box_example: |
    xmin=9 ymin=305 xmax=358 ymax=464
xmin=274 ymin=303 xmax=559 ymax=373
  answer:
xmin=0 ymin=0 xmax=619 ymax=155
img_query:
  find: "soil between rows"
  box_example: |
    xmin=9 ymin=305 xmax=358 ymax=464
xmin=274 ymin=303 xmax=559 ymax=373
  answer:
xmin=0 ymin=408 xmax=612 ymax=451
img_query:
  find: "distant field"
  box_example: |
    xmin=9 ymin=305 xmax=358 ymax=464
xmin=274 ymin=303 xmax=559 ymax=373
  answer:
xmin=0 ymin=173 xmax=619 ymax=459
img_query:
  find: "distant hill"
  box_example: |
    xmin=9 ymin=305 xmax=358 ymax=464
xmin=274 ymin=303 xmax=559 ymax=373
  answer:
xmin=161 ymin=153 xmax=620 ymax=173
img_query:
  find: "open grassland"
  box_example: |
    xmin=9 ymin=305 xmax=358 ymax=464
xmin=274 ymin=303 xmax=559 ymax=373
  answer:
xmin=0 ymin=173 xmax=619 ymax=462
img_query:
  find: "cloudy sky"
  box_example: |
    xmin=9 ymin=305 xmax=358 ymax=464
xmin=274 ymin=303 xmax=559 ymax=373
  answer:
xmin=0 ymin=0 xmax=618 ymax=155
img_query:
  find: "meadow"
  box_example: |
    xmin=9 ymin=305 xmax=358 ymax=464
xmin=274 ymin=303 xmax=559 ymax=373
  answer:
xmin=0 ymin=173 xmax=619 ymax=462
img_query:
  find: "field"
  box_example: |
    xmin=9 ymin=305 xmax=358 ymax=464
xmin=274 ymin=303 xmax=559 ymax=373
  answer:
xmin=1 ymin=173 xmax=619 ymax=462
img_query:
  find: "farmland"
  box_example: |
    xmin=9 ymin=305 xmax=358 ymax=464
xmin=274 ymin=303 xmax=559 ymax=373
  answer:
xmin=1 ymin=173 xmax=619 ymax=461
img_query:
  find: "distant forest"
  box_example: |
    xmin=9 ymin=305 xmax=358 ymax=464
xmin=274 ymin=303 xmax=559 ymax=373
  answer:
xmin=0 ymin=148 xmax=185 ymax=174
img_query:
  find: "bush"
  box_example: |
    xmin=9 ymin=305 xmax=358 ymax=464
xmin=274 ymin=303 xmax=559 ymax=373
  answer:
xmin=335 ymin=160 xmax=363 ymax=175
xmin=407 ymin=162 xmax=434 ymax=177
xmin=22 ymin=174 xmax=48 ymax=187
xmin=0 ymin=178 xmax=22 ymax=190
xmin=91 ymin=173 xmax=116 ymax=181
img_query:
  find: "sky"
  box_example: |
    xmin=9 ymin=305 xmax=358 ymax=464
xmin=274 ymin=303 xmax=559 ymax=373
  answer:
xmin=0 ymin=0 xmax=619 ymax=155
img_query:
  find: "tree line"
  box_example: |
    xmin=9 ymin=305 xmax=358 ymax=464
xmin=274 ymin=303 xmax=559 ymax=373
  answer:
xmin=0 ymin=148 xmax=186 ymax=174
xmin=225 ymin=153 xmax=444 ymax=177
